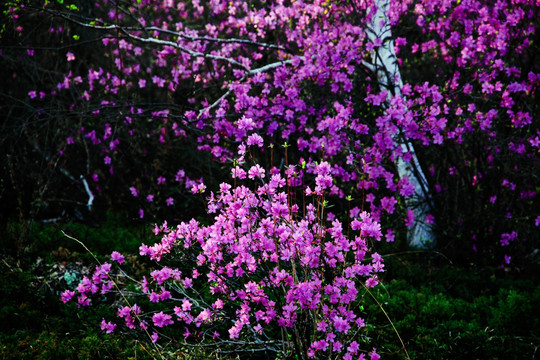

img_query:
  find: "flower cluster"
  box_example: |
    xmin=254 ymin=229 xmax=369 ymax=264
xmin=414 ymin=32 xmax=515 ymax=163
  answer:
xmin=60 ymin=262 xmax=113 ymax=308
xmin=63 ymin=139 xmax=384 ymax=359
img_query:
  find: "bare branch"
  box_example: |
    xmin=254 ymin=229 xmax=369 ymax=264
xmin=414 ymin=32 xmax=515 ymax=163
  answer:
xmin=144 ymin=26 xmax=287 ymax=51
xmin=53 ymin=12 xmax=249 ymax=70
xmin=198 ymin=88 xmax=233 ymax=119
xmin=248 ymin=59 xmax=294 ymax=75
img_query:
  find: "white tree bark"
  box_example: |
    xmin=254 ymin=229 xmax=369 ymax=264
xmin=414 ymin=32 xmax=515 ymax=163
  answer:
xmin=366 ymin=0 xmax=435 ymax=247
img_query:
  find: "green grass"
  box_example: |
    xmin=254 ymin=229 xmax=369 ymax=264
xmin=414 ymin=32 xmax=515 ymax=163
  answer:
xmin=364 ymin=253 xmax=540 ymax=359
xmin=0 ymin=214 xmax=158 ymax=359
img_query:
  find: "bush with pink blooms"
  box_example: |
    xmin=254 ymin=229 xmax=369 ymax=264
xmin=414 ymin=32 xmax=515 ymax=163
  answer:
xmin=1 ymin=0 xmax=539 ymax=358
xmin=62 ymin=138 xmax=388 ymax=359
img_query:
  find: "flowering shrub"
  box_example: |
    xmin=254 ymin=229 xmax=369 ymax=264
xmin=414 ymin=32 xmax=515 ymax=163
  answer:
xmin=63 ymin=139 xmax=385 ymax=359
xmin=3 ymin=0 xmax=537 ymax=267
xmin=2 ymin=0 xmax=539 ymax=356
xmin=390 ymin=0 xmax=540 ymax=266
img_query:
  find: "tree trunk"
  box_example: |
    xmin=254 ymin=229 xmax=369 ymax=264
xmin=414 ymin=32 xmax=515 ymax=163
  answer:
xmin=366 ymin=0 xmax=435 ymax=247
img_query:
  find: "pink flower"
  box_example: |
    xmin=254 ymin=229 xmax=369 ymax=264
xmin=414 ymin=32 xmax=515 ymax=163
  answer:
xmin=405 ymin=209 xmax=415 ymax=227
xmin=111 ymin=251 xmax=125 ymax=264
xmin=126 ymin=186 xmax=138 ymax=197
xmin=385 ymin=229 xmax=395 ymax=242
xmin=370 ymin=348 xmax=380 ymax=360
xmin=60 ymin=290 xmax=75 ymax=303
xmin=100 ymin=319 xmax=117 ymax=333
xmin=246 ymin=133 xmax=264 ymax=147
xmin=237 ymin=116 xmax=256 ymax=130
xmin=248 ymin=164 xmax=266 ymax=179
xmin=191 ymin=183 xmax=206 ymax=194
xmin=183 ymin=277 xmax=193 ymax=288
xmin=117 ymin=306 xmax=131 ymax=318
xmin=77 ymin=294 xmax=90 ymax=307
xmin=228 ymin=324 xmax=242 ymax=339
xmin=310 ymin=339 xmax=328 ymax=351
xmin=66 ymin=52 xmax=75 ymax=61
xmin=333 ymin=316 xmax=350 ymax=333
xmin=366 ymin=276 xmax=379 ymax=288
xmin=152 ymin=312 xmax=173 ymax=327
xmin=231 ymin=166 xmax=247 ymax=179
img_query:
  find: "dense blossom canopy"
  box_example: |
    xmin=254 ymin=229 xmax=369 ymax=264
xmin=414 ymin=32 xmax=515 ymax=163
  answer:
xmin=2 ymin=0 xmax=539 ymax=358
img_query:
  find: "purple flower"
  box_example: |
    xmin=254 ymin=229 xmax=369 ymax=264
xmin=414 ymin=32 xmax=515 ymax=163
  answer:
xmin=77 ymin=294 xmax=90 ymax=307
xmin=246 ymin=133 xmax=264 ymax=147
xmin=333 ymin=316 xmax=350 ymax=333
xmin=111 ymin=251 xmax=125 ymax=264
xmin=100 ymin=319 xmax=117 ymax=334
xmin=60 ymin=290 xmax=75 ymax=303
xmin=405 ymin=209 xmax=415 ymax=227
xmin=152 ymin=312 xmax=173 ymax=327
xmin=129 ymin=186 xmax=139 ymax=197
xmin=370 ymin=348 xmax=380 ymax=360
xmin=347 ymin=340 xmax=360 ymax=354
xmin=380 ymin=196 xmax=396 ymax=214
xmin=500 ymin=231 xmax=518 ymax=246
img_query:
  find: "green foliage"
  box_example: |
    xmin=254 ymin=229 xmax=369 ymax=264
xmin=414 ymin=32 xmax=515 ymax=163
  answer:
xmin=0 ymin=248 xmax=156 ymax=359
xmin=364 ymin=253 xmax=540 ymax=359
xmin=0 ymin=212 xmax=152 ymax=262
xmin=0 ymin=330 xmax=157 ymax=360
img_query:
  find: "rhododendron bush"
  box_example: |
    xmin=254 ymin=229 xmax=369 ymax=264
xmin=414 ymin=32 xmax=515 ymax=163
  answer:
xmin=63 ymin=140 xmax=386 ymax=358
xmin=391 ymin=0 xmax=540 ymax=265
xmin=1 ymin=0 xmax=539 ymax=357
xmin=4 ymin=0 xmax=538 ymax=261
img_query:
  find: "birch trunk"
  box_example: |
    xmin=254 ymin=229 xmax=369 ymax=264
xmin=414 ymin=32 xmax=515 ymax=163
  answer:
xmin=366 ymin=0 xmax=435 ymax=247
